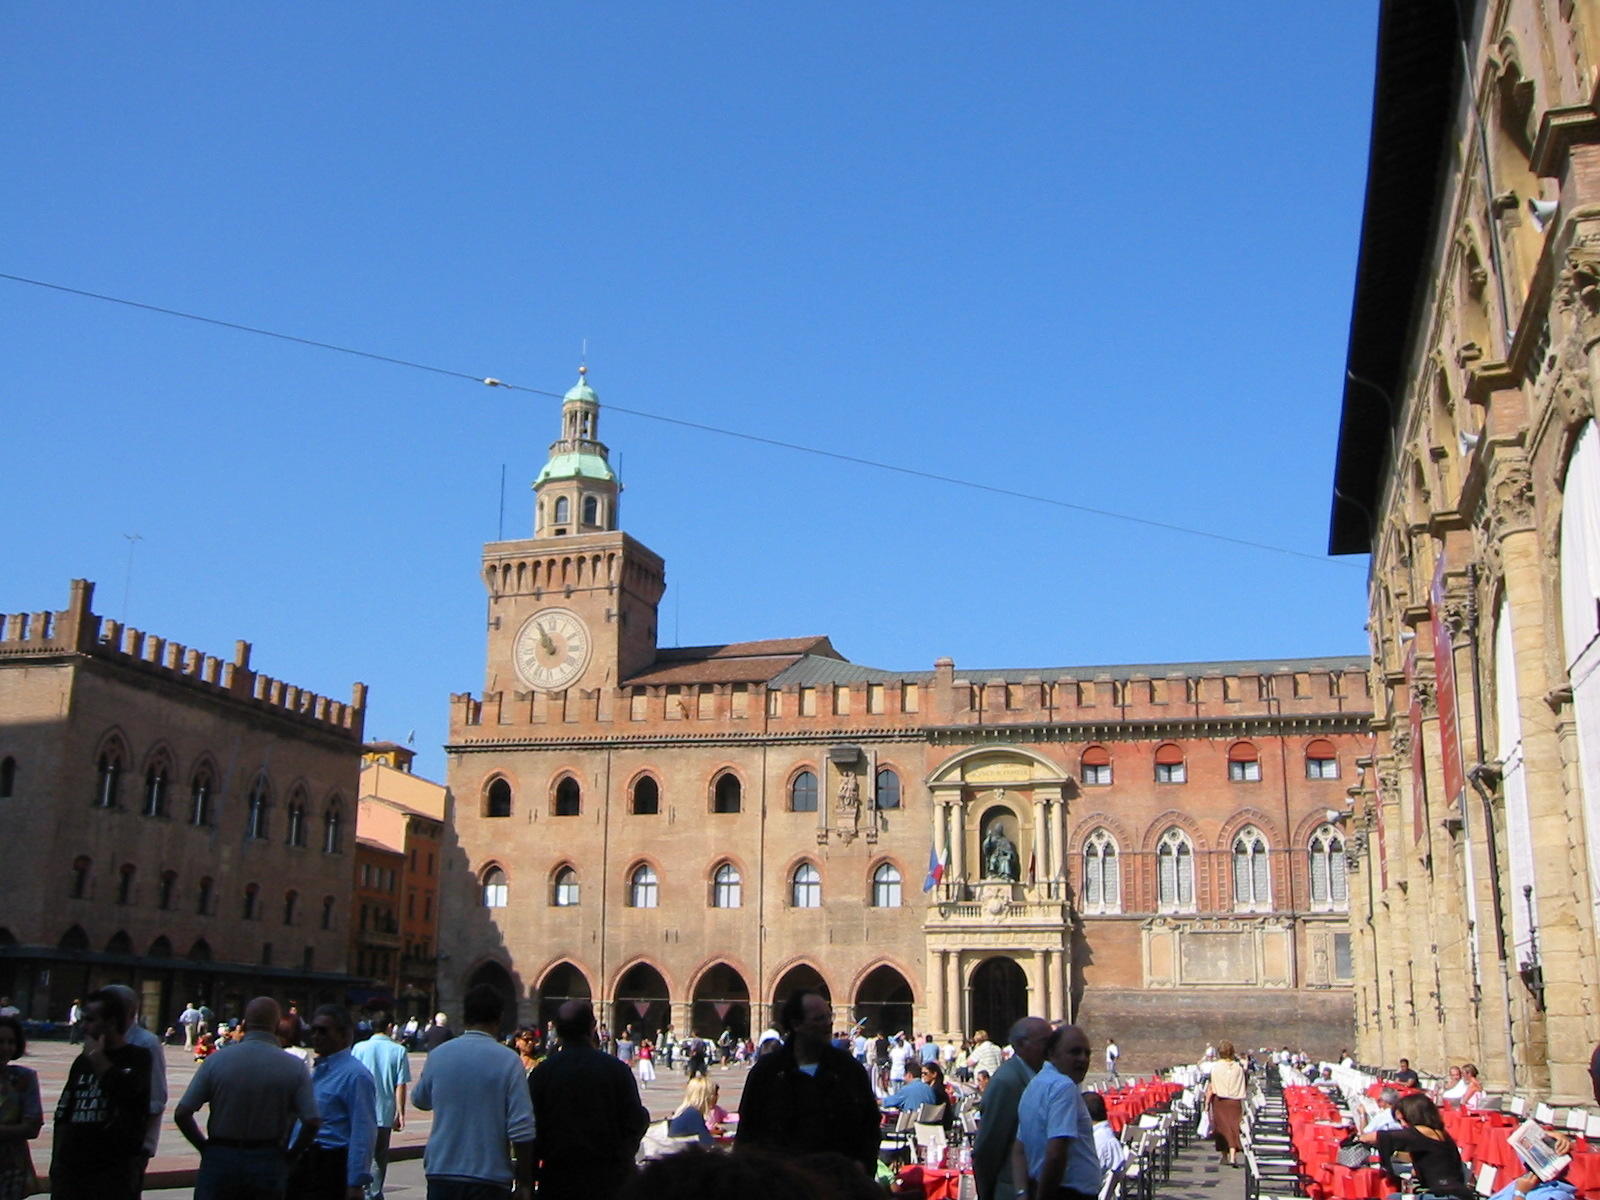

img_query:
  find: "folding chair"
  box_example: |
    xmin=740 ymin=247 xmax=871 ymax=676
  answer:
xmin=878 ymin=1109 xmax=914 ymax=1167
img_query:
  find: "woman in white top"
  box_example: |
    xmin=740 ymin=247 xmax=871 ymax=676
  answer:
xmin=1439 ymin=1065 xmax=1468 ymax=1101
xmin=1204 ymin=1041 xmax=1249 ymax=1166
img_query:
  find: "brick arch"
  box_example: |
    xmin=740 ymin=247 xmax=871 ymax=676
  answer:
xmin=530 ymin=955 xmax=596 ymax=1000
xmin=607 ymin=954 xmax=677 ymax=1000
xmin=1069 ymin=812 xmax=1136 ymax=854
xmin=95 ymin=726 xmax=131 ymax=761
xmin=764 ymin=954 xmax=835 ymax=1001
xmin=1293 ymin=807 xmax=1348 ymax=847
xmin=1141 ymin=809 xmax=1208 ymax=852
xmin=926 ymin=743 xmax=1069 ymax=787
xmin=777 ymin=851 xmax=823 ymax=886
xmin=848 ymin=956 xmax=921 ymax=1005
xmin=477 ymin=858 xmax=511 ymax=883
xmin=707 ymin=852 xmax=752 ymax=883
xmin=1216 ymin=807 xmax=1285 ymax=849
xmin=685 ymin=954 xmax=758 ymax=999
xmin=140 ymin=739 xmax=178 ymax=774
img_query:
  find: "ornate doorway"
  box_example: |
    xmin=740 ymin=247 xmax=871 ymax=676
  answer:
xmin=969 ymin=955 xmax=1028 ymax=1040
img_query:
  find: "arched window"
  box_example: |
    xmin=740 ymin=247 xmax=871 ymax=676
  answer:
xmin=242 ymin=882 xmax=260 ymax=921
xmin=553 ymin=496 xmax=571 ymax=525
xmin=875 ymin=768 xmax=901 ymax=810
xmin=553 ymin=776 xmax=581 ymax=817
xmin=482 ymin=867 xmax=508 ymax=908
xmin=1082 ymin=829 xmax=1120 ymax=913
xmin=158 ymin=870 xmax=177 ymax=911
xmin=0 ymin=755 xmax=14 ymax=798
xmin=630 ymin=776 xmax=660 ymax=815
xmin=283 ymin=890 xmax=299 ymax=925
xmin=1309 ymin=824 xmax=1348 ymax=911
xmin=143 ymin=753 xmax=171 ymax=817
xmin=789 ymin=770 xmax=818 ymax=812
xmin=70 ymin=856 xmax=91 ymax=899
xmin=1156 ymin=828 xmax=1194 ymax=911
xmin=95 ymin=740 xmax=125 ymax=808
xmin=1154 ymin=743 xmax=1186 ymax=784
xmin=1081 ymin=746 xmax=1112 ymax=786
xmin=553 ymin=866 xmax=580 ymax=907
xmin=1232 ymin=826 xmax=1271 ymax=910
xmin=197 ymin=876 xmax=214 ymax=915
xmin=628 ymin=864 xmax=659 ymax=909
xmin=790 ymin=862 xmax=821 ymax=908
xmin=712 ymin=862 xmax=742 ymax=908
xmin=286 ymin=790 xmax=308 ymax=847
xmin=485 ymin=778 xmax=512 ymax=818
xmin=1305 ymin=739 xmax=1339 ymax=780
xmin=871 ymin=862 xmax=902 ymax=908
xmin=189 ymin=766 xmax=214 ymax=826
xmin=116 ymin=863 xmax=135 ymax=905
xmin=321 ymin=895 xmax=337 ymax=930
xmin=712 ymin=772 xmax=742 ymax=814
xmin=582 ymin=495 xmax=599 ymax=525
xmin=246 ymin=776 xmax=271 ymax=840
xmin=322 ymin=801 xmax=343 ymax=853
xmin=1227 ymin=742 xmax=1261 ymax=782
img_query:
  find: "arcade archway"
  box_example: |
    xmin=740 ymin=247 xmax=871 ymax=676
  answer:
xmin=853 ymin=964 xmax=914 ymax=1036
xmin=969 ymin=955 xmax=1028 ymax=1041
xmin=769 ymin=963 xmax=830 ymax=1032
xmin=536 ymin=961 xmax=591 ymax=1032
xmin=612 ymin=963 xmax=671 ymax=1041
xmin=464 ymin=960 xmax=517 ymax=1035
xmin=691 ymin=963 xmax=750 ymax=1039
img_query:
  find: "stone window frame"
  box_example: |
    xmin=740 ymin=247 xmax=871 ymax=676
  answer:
xmin=1081 ymin=828 xmax=1121 ymax=914
xmin=711 ymin=861 xmax=743 ymax=909
xmin=790 ymin=860 xmax=822 ymax=909
xmin=787 ymin=768 xmax=818 ymax=813
xmin=628 ymin=862 xmax=660 ymax=909
xmin=481 ymin=864 xmax=509 ymax=908
xmin=1155 ymin=827 xmax=1195 ymax=912
xmin=870 ymin=860 xmax=903 ymax=908
xmin=1231 ymin=825 xmax=1272 ymax=912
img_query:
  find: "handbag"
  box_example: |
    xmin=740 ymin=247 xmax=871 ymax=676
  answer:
xmin=1197 ymin=1106 xmax=1214 ymax=1139
xmin=1337 ymin=1141 xmax=1373 ymax=1168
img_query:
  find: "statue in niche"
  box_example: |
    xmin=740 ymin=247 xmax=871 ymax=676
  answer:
xmin=981 ymin=822 xmax=1021 ymax=881
xmin=837 ymin=769 xmax=861 ymax=831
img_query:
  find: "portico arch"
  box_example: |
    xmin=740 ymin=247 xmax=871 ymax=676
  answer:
xmin=925 ymin=745 xmax=1071 ymax=895
xmin=463 ymin=959 xmax=517 ymax=1035
xmin=853 ymin=963 xmax=915 ymax=1036
xmin=969 ymin=955 xmax=1029 ymax=1043
xmin=690 ymin=962 xmax=750 ymax=1040
xmin=535 ymin=960 xmax=591 ymax=1031
xmin=769 ymin=961 xmax=831 ymax=1032
xmin=612 ymin=961 xmax=671 ymax=1041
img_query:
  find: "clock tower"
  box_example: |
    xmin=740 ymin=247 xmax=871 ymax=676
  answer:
xmin=480 ymin=369 xmax=665 ymax=694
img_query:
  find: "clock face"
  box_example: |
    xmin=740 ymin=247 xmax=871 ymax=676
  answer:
xmin=513 ymin=608 xmax=592 ymax=692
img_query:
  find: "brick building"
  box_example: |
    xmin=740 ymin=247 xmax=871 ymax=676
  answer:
xmin=1330 ymin=0 xmax=1600 ymax=1101
xmin=439 ymin=372 xmax=1372 ymax=1065
xmin=0 ymin=580 xmax=366 ymax=1028
xmin=353 ymin=744 xmax=446 ymax=1020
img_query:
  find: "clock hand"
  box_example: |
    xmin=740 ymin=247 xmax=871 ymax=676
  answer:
xmin=538 ymin=626 xmax=556 ymax=654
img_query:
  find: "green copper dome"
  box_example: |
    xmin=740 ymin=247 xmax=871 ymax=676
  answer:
xmin=563 ymin=376 xmax=599 ymax=404
xmin=534 ymin=451 xmax=616 ymax=485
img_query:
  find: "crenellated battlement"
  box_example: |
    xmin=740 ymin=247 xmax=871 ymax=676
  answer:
xmin=2 ymin=579 xmax=367 ymax=738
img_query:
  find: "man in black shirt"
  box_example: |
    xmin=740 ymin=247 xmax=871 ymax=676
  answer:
xmin=1392 ymin=1058 xmax=1420 ymax=1087
xmin=49 ymin=987 xmax=152 ymax=1200
xmin=529 ymin=1000 xmax=648 ymax=1200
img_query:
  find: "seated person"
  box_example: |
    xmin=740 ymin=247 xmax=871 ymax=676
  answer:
xmin=1364 ymin=1088 xmax=1403 ymax=1135
xmin=1084 ymin=1092 xmax=1128 ymax=1175
xmin=1439 ymin=1066 xmax=1468 ymax=1101
xmin=1359 ymin=1093 xmax=1472 ymax=1200
xmin=1489 ymin=1132 xmax=1575 ymax=1200
xmin=1459 ymin=1065 xmax=1487 ymax=1109
xmin=882 ymin=1062 xmax=942 ymax=1112
xmin=1392 ymin=1059 xmax=1420 ymax=1088
xmin=666 ymin=1076 xmax=722 ymax=1146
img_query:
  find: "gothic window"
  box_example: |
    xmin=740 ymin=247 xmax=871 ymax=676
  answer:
xmin=283 ymin=890 xmax=298 ymax=925
xmin=875 ymin=768 xmax=901 ymax=810
xmin=189 ymin=765 xmax=214 ymax=826
xmin=142 ymin=753 xmax=171 ymax=817
xmin=631 ymin=775 xmax=660 ymax=815
xmin=553 ymin=866 xmax=580 ymax=907
xmin=1154 ymin=743 xmax=1186 ymax=784
xmin=871 ymin=862 xmax=902 ymax=908
xmin=553 ymin=776 xmax=581 ymax=817
xmin=1305 ymin=739 xmax=1339 ymax=779
xmin=70 ymin=856 xmax=91 ymax=899
xmin=1227 ymin=742 xmax=1261 ymax=782
xmin=95 ymin=739 xmax=125 ymax=808
xmin=197 ymin=876 xmax=214 ymax=915
xmin=1232 ymin=826 xmax=1271 ymax=911
xmin=158 ymin=870 xmax=177 ymax=911
xmin=790 ymin=861 xmax=821 ymax=909
xmin=712 ymin=862 xmax=742 ymax=908
xmin=246 ymin=776 xmax=271 ymax=840
xmin=116 ymin=863 xmax=135 ymax=905
xmin=1156 ymin=828 xmax=1194 ymax=911
xmin=485 ymin=778 xmax=512 ymax=818
xmin=1081 ymin=746 xmax=1112 ymax=786
xmin=789 ymin=770 xmax=818 ymax=813
xmin=1082 ymin=829 xmax=1120 ymax=914
xmin=712 ymin=772 xmax=742 ymax=814
xmin=628 ymin=864 xmax=659 ymax=909
xmin=242 ymin=882 xmax=260 ymax=921
xmin=286 ymin=789 xmax=308 ymax=847
xmin=322 ymin=800 xmax=343 ymax=853
xmin=1309 ymin=825 xmax=1348 ymax=912
xmin=481 ymin=867 xmax=508 ymax=908
xmin=0 ymin=755 xmax=14 ymax=798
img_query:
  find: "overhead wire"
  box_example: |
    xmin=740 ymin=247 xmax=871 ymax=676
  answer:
xmin=1 ymin=270 xmax=1357 ymax=566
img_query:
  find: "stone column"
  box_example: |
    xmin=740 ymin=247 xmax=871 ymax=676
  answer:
xmin=947 ymin=952 xmax=963 ymax=1036
xmin=930 ymin=950 xmax=947 ymax=1032
xmin=950 ymin=794 xmax=966 ymax=883
xmin=1033 ymin=794 xmax=1049 ymax=887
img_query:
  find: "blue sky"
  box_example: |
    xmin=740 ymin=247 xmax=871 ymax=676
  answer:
xmin=3 ymin=4 xmax=1378 ymax=780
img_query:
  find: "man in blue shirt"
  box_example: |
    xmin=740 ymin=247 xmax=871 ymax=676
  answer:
xmin=882 ymin=1063 xmax=942 ymax=1111
xmin=1011 ymin=1024 xmax=1100 ymax=1200
xmin=351 ymin=1016 xmax=411 ymax=1200
xmin=291 ymin=1005 xmax=377 ymax=1200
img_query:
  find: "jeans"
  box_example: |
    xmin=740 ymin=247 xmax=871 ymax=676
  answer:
xmin=365 ymin=1126 xmax=394 ymax=1199
xmin=426 ymin=1180 xmax=513 ymax=1200
xmin=194 ymin=1145 xmax=289 ymax=1200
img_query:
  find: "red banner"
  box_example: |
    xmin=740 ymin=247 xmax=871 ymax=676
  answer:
xmin=713 ymin=1002 xmax=732 ymax=1020
xmin=1430 ymin=562 xmax=1466 ymax=815
xmin=634 ymin=1001 xmax=650 ymax=1017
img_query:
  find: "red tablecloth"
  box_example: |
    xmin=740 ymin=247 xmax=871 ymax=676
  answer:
xmin=1316 ymin=1163 xmax=1392 ymax=1200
